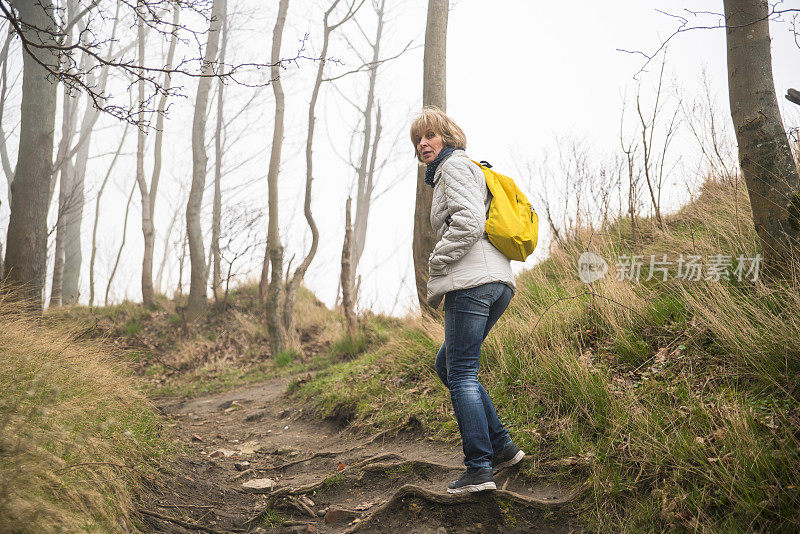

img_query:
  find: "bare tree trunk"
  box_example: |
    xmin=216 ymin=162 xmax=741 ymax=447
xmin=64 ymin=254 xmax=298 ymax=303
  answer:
xmin=134 ymin=5 xmax=154 ymax=306
xmin=340 ymin=196 xmax=356 ymax=337
xmin=282 ymin=0 xmax=360 ymax=348
xmin=635 ymin=63 xmax=666 ymax=231
xmin=0 ymin=27 xmax=12 ymax=278
xmin=211 ymin=0 xmax=228 ymax=304
xmin=0 ymin=26 xmax=14 ymax=196
xmin=154 ymin=201 xmax=180 ymax=292
xmin=49 ymin=80 xmax=76 ymax=308
xmin=3 ymin=0 xmax=59 ymax=310
xmin=133 ymin=3 xmax=178 ymax=306
xmin=724 ymin=0 xmax=800 ymax=279
xmin=177 ymin=233 xmax=187 ymax=298
xmin=350 ymin=0 xmax=385 ymax=299
xmin=264 ymin=0 xmax=289 ymax=355
xmin=90 ymin=124 xmax=129 ymax=307
xmin=59 ymin=3 xmax=129 ymax=306
xmin=412 ymin=0 xmax=448 ymax=313
xmin=106 ymin=181 xmax=137 ymax=306
xmin=62 ymin=132 xmax=85 ymax=305
xmin=186 ymin=0 xmax=224 ymax=320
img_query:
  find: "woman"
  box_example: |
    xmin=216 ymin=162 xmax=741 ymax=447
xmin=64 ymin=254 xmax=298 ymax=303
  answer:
xmin=410 ymin=106 xmax=525 ymax=494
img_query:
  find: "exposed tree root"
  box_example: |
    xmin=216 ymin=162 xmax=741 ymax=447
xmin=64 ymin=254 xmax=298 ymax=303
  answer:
xmin=246 ymin=453 xmax=590 ymax=531
xmin=342 ymin=481 xmax=591 ymax=533
xmin=359 ymin=459 xmax=461 ymax=474
xmin=272 ymin=421 xmax=410 ymax=470
xmin=347 ymin=452 xmax=406 ymax=469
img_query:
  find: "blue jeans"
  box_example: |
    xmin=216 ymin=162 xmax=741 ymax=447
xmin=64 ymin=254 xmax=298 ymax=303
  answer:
xmin=435 ymin=281 xmax=514 ymax=470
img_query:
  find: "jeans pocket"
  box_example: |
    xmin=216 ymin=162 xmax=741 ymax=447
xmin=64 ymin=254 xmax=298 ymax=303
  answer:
xmin=462 ymin=283 xmax=495 ymax=301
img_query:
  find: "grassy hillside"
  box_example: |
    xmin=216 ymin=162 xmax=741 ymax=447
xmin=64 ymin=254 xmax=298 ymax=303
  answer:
xmin=0 ymin=297 xmax=171 ymax=533
xmin=296 ymin=176 xmax=800 ymax=532
xmin=48 ymin=284 xmax=395 ymax=398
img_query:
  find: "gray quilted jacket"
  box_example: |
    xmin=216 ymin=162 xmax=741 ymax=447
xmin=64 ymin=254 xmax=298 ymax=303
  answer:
xmin=427 ymin=149 xmax=516 ymax=308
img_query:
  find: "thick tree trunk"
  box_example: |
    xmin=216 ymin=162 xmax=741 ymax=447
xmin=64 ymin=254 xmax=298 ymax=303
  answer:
xmin=264 ymin=0 xmax=289 ymax=355
xmin=186 ymin=0 xmax=224 ymax=320
xmin=3 ymin=0 xmax=59 ymax=310
xmin=724 ymin=0 xmax=800 ymax=279
xmin=412 ymin=0 xmax=448 ymax=313
xmin=211 ymin=0 xmax=227 ymax=304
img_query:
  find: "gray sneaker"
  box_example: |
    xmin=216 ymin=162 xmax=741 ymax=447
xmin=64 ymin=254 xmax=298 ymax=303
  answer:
xmin=447 ymin=468 xmax=497 ymax=494
xmin=491 ymin=442 xmax=525 ymax=470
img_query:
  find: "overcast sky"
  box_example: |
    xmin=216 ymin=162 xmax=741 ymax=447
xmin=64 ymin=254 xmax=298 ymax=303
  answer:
xmin=1 ymin=0 xmax=799 ymax=316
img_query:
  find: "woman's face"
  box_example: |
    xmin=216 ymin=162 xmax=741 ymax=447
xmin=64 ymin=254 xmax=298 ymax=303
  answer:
xmin=417 ymin=130 xmax=444 ymax=164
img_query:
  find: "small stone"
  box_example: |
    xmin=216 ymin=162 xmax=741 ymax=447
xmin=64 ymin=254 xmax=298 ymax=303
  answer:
xmin=436 ymin=528 xmax=447 ymax=534
xmin=234 ymin=461 xmax=251 ymax=471
xmin=241 ymin=478 xmax=276 ymax=493
xmin=324 ymin=508 xmax=357 ymax=524
xmin=284 ymin=425 xmax=289 ymax=430
xmin=210 ymin=448 xmax=236 ymax=458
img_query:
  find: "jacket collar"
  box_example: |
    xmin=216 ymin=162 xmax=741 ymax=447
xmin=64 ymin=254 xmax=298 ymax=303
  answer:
xmin=428 ymin=148 xmax=466 ymax=187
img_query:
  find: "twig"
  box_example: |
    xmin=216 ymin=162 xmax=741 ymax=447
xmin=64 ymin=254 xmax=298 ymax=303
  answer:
xmin=288 ymin=495 xmax=317 ymax=518
xmin=155 ymin=503 xmax=216 ymax=509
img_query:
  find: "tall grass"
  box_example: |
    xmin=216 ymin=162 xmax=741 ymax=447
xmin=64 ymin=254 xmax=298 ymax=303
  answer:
xmin=0 ymin=296 xmax=170 ymax=533
xmin=298 ymin=176 xmax=800 ymax=532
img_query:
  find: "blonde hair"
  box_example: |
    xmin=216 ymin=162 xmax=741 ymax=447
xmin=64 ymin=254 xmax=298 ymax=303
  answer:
xmin=409 ymin=106 xmax=467 ymax=162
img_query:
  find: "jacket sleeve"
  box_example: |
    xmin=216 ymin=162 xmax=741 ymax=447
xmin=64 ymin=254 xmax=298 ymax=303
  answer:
xmin=429 ymin=157 xmax=485 ymax=272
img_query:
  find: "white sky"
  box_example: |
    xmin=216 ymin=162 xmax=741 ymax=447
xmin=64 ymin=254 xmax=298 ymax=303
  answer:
xmin=1 ymin=0 xmax=799 ymax=316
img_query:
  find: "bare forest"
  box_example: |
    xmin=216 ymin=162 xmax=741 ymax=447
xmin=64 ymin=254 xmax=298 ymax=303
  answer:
xmin=1 ymin=1 xmax=800 ymax=533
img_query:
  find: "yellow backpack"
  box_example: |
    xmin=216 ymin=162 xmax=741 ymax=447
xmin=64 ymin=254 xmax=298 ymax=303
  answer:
xmin=472 ymin=160 xmax=539 ymax=262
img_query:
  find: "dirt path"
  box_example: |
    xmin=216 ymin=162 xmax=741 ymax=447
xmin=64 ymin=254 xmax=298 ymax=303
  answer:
xmin=136 ymin=376 xmax=582 ymax=533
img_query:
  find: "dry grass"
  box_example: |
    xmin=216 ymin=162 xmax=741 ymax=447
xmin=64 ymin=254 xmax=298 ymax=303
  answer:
xmin=0 ymin=295 xmax=170 ymax=533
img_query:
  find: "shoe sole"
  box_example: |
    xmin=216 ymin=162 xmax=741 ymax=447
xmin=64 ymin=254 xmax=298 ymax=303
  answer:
xmin=447 ymin=481 xmax=497 ymax=494
xmin=493 ymin=450 xmax=525 ymax=470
